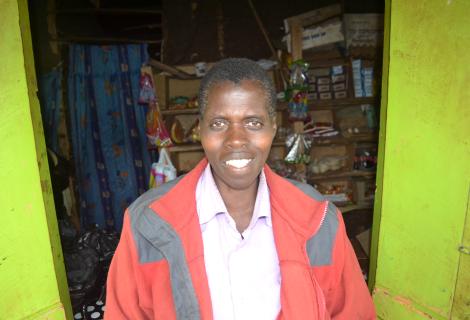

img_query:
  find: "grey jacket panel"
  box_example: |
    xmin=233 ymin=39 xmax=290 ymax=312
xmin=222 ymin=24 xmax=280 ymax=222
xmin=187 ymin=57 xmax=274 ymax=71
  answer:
xmin=306 ymin=202 xmax=339 ymax=266
xmin=286 ymin=178 xmax=325 ymax=202
xmin=286 ymin=179 xmax=339 ymax=266
xmin=128 ymin=176 xmax=200 ymax=320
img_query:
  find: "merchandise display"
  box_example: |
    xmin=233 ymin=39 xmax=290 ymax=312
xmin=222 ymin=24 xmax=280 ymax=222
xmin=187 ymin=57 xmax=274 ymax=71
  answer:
xmin=149 ymin=148 xmax=177 ymax=189
xmin=286 ymin=60 xmax=310 ymax=120
xmin=307 ymin=64 xmax=349 ymax=101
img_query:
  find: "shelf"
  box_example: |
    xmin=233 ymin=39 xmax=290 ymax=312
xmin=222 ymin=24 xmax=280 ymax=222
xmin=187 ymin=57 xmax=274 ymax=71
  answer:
xmin=312 ymin=133 xmax=377 ymax=145
xmin=272 ymin=140 xmax=286 ymax=147
xmin=161 ymin=108 xmax=199 ymax=116
xmin=308 ymin=170 xmax=376 ymax=182
xmin=160 ymin=137 xmax=375 ymax=153
xmin=162 ymin=140 xmax=286 ymax=153
xmin=53 ymin=9 xmax=163 ymax=15
xmin=273 ymin=134 xmax=377 ymax=147
xmin=169 ymin=143 xmax=203 ymax=152
xmin=338 ymin=202 xmax=374 ymax=213
xmin=277 ymin=97 xmax=379 ymax=111
xmin=310 ymin=97 xmax=379 ymax=109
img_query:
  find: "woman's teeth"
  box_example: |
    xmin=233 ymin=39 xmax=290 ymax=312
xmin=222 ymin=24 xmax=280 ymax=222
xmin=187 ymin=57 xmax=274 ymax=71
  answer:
xmin=225 ymin=159 xmax=252 ymax=169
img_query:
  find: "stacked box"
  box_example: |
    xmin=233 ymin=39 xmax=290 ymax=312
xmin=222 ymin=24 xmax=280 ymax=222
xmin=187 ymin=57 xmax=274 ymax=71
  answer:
xmin=307 ymin=65 xmax=348 ymax=100
xmin=352 ymin=59 xmax=364 ymax=97
xmin=362 ymin=67 xmax=374 ymax=97
xmin=352 ymin=59 xmax=375 ymax=98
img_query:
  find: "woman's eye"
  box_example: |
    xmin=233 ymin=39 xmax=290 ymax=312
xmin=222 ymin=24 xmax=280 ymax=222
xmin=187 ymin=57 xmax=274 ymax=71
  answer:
xmin=246 ymin=119 xmax=263 ymax=129
xmin=209 ymin=120 xmax=227 ymax=130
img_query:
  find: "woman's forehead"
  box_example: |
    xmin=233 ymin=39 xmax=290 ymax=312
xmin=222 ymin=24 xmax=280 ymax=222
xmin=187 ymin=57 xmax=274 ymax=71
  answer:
xmin=205 ymin=81 xmax=268 ymax=110
xmin=207 ymin=79 xmax=264 ymax=94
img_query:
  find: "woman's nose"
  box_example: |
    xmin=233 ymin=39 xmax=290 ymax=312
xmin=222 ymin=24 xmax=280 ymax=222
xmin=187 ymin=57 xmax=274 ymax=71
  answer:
xmin=225 ymin=124 xmax=248 ymax=148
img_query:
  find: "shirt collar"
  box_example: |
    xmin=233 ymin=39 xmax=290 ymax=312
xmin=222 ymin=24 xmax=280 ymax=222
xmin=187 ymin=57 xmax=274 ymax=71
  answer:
xmin=196 ymin=163 xmax=272 ymax=227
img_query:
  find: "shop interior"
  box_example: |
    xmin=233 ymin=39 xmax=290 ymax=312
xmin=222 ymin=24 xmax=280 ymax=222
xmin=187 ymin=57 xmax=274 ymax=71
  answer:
xmin=29 ymin=0 xmax=385 ymax=318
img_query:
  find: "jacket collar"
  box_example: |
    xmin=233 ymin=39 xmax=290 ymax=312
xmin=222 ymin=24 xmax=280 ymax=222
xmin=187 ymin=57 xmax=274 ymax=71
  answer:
xmin=151 ymin=158 xmax=326 ymax=240
xmin=264 ymin=165 xmax=327 ymax=239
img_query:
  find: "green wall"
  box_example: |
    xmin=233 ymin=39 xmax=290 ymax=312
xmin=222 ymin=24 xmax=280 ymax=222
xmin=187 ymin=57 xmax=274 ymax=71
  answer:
xmin=372 ymin=0 xmax=470 ymax=319
xmin=0 ymin=1 xmax=71 ymax=319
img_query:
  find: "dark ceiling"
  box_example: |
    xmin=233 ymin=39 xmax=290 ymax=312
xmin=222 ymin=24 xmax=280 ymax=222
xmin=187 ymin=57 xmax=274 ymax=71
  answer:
xmin=29 ymin=0 xmax=384 ymax=71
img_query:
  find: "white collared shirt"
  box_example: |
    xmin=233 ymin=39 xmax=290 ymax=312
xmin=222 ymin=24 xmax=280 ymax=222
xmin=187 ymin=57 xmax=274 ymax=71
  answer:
xmin=195 ymin=164 xmax=281 ymax=320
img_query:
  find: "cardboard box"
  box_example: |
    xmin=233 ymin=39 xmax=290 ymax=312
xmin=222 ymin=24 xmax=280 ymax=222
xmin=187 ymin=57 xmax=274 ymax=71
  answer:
xmin=331 ymin=74 xmax=346 ymax=83
xmin=309 ymin=67 xmax=331 ymax=78
xmin=344 ymin=14 xmax=384 ymax=48
xmin=333 ymin=83 xmax=346 ymax=91
xmin=284 ymin=18 xmax=345 ymax=52
xmin=319 ymin=92 xmax=333 ymax=100
xmin=317 ymin=77 xmax=331 ymax=85
xmin=317 ymin=84 xmax=331 ymax=93
xmin=334 ymin=91 xmax=348 ymax=99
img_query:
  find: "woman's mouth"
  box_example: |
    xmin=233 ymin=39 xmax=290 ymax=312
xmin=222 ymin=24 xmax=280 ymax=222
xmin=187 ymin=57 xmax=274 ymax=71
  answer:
xmin=225 ymin=159 xmax=253 ymax=169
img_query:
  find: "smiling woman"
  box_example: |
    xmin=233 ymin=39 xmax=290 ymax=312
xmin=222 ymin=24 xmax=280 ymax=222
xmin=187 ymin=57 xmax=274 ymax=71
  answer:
xmin=200 ymin=80 xmax=277 ymax=199
xmin=105 ymin=58 xmax=376 ymax=320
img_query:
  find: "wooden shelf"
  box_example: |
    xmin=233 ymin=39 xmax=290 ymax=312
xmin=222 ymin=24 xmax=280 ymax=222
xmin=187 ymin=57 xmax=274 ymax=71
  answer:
xmin=163 ymin=137 xmax=376 ymax=154
xmin=161 ymin=108 xmax=199 ymax=116
xmin=338 ymin=201 xmax=374 ymax=213
xmin=308 ymin=170 xmax=376 ymax=182
xmin=152 ymin=139 xmax=285 ymax=153
xmin=169 ymin=143 xmax=203 ymax=152
xmin=272 ymin=134 xmax=377 ymax=147
xmin=312 ymin=134 xmax=377 ymax=145
xmin=272 ymin=140 xmax=286 ymax=147
xmin=54 ymin=9 xmax=163 ymax=15
xmin=277 ymin=97 xmax=379 ymax=111
xmin=310 ymin=97 xmax=379 ymax=109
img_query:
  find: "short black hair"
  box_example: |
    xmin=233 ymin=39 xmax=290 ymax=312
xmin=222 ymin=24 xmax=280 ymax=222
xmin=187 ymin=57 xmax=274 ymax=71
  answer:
xmin=198 ymin=58 xmax=277 ymax=119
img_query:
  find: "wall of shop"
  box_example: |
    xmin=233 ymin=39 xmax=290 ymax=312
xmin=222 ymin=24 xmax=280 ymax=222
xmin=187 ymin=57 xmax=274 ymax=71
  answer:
xmin=0 ymin=0 xmax=71 ymax=318
xmin=372 ymin=0 xmax=470 ymax=319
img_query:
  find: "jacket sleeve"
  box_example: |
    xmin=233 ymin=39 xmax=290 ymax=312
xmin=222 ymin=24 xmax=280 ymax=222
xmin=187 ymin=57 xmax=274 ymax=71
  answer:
xmin=325 ymin=210 xmax=376 ymax=319
xmin=104 ymin=212 xmax=152 ymax=320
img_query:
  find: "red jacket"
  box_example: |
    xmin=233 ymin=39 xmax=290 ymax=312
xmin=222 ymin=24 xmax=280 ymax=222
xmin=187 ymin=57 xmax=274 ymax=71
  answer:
xmin=105 ymin=159 xmax=375 ymax=319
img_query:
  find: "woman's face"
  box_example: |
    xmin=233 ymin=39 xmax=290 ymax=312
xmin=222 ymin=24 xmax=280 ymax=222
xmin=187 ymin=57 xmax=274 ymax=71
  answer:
xmin=199 ymin=80 xmax=277 ymax=191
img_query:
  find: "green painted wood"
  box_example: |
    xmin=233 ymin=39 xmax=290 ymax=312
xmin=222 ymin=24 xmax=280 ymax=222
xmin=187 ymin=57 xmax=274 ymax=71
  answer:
xmin=451 ymin=187 xmax=470 ymax=319
xmin=0 ymin=0 xmax=71 ymax=318
xmin=372 ymin=0 xmax=470 ymax=318
xmin=368 ymin=0 xmax=391 ymax=293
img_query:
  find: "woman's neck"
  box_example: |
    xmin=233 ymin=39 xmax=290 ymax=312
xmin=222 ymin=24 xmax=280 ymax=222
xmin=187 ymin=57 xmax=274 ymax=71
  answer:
xmin=217 ymin=178 xmax=259 ymax=233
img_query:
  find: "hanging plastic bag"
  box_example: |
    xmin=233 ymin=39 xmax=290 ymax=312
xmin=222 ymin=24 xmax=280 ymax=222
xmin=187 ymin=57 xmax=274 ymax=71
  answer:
xmin=138 ymin=65 xmax=157 ymax=104
xmin=149 ymin=148 xmax=177 ymax=189
xmin=146 ymin=101 xmax=173 ymax=147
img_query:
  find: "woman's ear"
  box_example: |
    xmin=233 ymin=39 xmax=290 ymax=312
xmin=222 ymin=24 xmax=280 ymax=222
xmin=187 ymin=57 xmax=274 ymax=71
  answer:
xmin=272 ymin=119 xmax=278 ymax=137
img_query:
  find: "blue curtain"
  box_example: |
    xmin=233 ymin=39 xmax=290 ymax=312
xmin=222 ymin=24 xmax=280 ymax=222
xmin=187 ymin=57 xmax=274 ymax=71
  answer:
xmin=68 ymin=44 xmax=151 ymax=231
xmin=39 ymin=66 xmax=62 ymax=154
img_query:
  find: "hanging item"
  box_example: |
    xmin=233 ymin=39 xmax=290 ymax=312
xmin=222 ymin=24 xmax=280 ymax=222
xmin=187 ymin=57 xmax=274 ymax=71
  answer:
xmin=138 ymin=66 xmax=172 ymax=148
xmin=145 ymin=101 xmax=172 ymax=147
xmin=285 ymin=60 xmax=310 ymax=121
xmin=284 ymin=132 xmax=313 ymax=164
xmin=149 ymin=148 xmax=177 ymax=189
xmin=138 ymin=69 xmax=157 ymax=104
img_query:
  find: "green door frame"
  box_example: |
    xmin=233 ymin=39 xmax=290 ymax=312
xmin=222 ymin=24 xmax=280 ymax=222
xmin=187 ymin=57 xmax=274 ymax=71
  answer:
xmin=370 ymin=0 xmax=470 ymax=319
xmin=0 ymin=0 xmax=72 ymax=318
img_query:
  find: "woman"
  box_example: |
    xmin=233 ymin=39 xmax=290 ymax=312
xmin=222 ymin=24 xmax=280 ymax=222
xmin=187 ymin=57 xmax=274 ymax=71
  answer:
xmin=105 ymin=58 xmax=375 ymax=319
